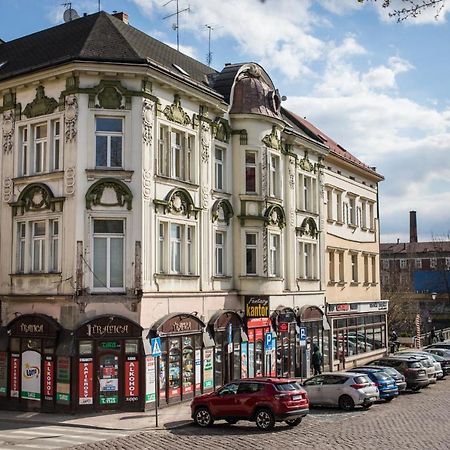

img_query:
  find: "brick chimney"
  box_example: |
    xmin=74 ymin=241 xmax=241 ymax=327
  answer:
xmin=112 ymin=11 xmax=129 ymax=24
xmin=410 ymin=210 xmax=418 ymax=243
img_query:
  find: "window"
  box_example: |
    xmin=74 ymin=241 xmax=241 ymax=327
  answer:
xmin=50 ymin=220 xmax=59 ymax=272
xmin=215 ymin=231 xmax=225 ymax=275
xmin=268 ymin=233 xmax=280 ymax=277
xmin=17 ymin=223 xmax=26 ymax=273
xmin=245 ymin=232 xmax=257 ymax=275
xmin=336 ymin=191 xmax=343 ymax=222
xmin=348 ymin=197 xmax=356 ymax=226
xmin=329 ymin=251 xmax=335 ymax=283
xmin=361 ymin=201 xmax=367 ymax=229
xmin=158 ymin=221 xmax=196 ymax=275
xmin=268 ymin=154 xmax=280 ymax=197
xmin=364 ymin=255 xmax=369 ymax=283
xmin=382 ymin=260 xmax=389 ymax=270
xmin=400 ymin=259 xmax=407 ymax=269
xmin=369 ymin=203 xmax=374 ymax=229
xmin=298 ymin=174 xmax=317 ymax=212
xmin=326 ymin=189 xmax=333 ymax=221
xmin=415 ymin=258 xmax=422 ymax=269
xmin=371 ymin=256 xmax=377 ymax=283
xmin=298 ymin=241 xmax=317 ymax=279
xmin=93 ymin=219 xmax=124 ymax=291
xmin=446 ymin=258 xmax=450 ymax=269
xmin=245 ymin=151 xmax=257 ymax=193
xmin=351 ymin=253 xmax=358 ymax=283
xmin=52 ymin=120 xmax=61 ymax=170
xmin=31 ymin=221 xmax=46 ymax=272
xmin=214 ymin=147 xmax=225 ymax=191
xmin=338 ymin=252 xmax=345 ymax=282
xmin=343 ymin=203 xmax=349 ymax=224
xmin=158 ymin=124 xmax=194 ymax=181
xmin=95 ymin=117 xmax=123 ymax=168
xmin=430 ymin=258 xmax=437 ymax=269
xmin=34 ymin=124 xmax=47 ymax=174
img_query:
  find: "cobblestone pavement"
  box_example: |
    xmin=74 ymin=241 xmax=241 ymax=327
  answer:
xmin=70 ymin=380 xmax=450 ymax=450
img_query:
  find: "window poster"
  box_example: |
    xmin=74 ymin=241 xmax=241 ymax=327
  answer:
xmin=78 ymin=357 xmax=93 ymax=405
xmin=195 ymin=349 xmax=201 ymax=391
xmin=241 ymin=342 xmax=248 ymax=379
xmin=0 ymin=352 xmax=7 ymax=396
xmin=99 ymin=354 xmax=119 ymax=405
xmin=21 ymin=350 xmax=41 ymax=401
xmin=248 ymin=343 xmax=255 ymax=378
xmin=10 ymin=354 xmax=20 ymax=398
xmin=125 ymin=356 xmax=139 ymax=402
xmin=43 ymin=356 xmax=54 ymax=401
xmin=203 ymin=348 xmax=214 ymax=390
xmin=56 ymin=356 xmax=71 ymax=404
xmin=145 ymin=356 xmax=156 ymax=403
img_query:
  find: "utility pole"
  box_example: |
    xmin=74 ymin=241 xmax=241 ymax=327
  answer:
xmin=163 ymin=0 xmax=190 ymax=51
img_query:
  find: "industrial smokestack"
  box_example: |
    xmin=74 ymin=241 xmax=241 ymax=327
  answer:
xmin=410 ymin=210 xmax=418 ymax=243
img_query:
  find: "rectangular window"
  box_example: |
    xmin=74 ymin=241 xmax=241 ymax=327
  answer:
xmin=361 ymin=201 xmax=367 ymax=228
xmin=50 ymin=219 xmax=59 ymax=272
xmin=20 ymin=126 xmax=29 ymax=176
xmin=93 ymin=219 xmax=124 ymax=290
xmin=269 ymin=233 xmax=280 ymax=277
xmin=17 ymin=223 xmax=26 ymax=273
xmin=430 ymin=258 xmax=437 ymax=269
xmin=304 ymin=176 xmax=311 ymax=211
xmin=364 ymin=255 xmax=369 ymax=283
xmin=215 ymin=231 xmax=225 ymax=275
xmin=95 ymin=117 xmax=123 ymax=168
xmin=369 ymin=203 xmax=374 ymax=229
xmin=158 ymin=125 xmax=169 ymax=176
xmin=326 ymin=189 xmax=333 ymax=221
xmin=400 ymin=259 xmax=407 ymax=269
xmin=52 ymin=120 xmax=61 ymax=171
xmin=269 ymin=154 xmax=279 ymax=197
xmin=187 ymin=226 xmax=194 ymax=274
xmin=336 ymin=192 xmax=343 ymax=222
xmin=215 ymin=147 xmax=224 ymax=191
xmin=159 ymin=223 xmax=165 ymax=273
xmin=415 ymin=258 xmax=422 ymax=269
xmin=245 ymin=232 xmax=257 ymax=275
xmin=329 ymin=251 xmax=335 ymax=282
xmin=31 ymin=221 xmax=46 ymax=272
xmin=371 ymin=256 xmax=377 ymax=283
xmin=170 ymin=223 xmax=182 ymax=273
xmin=338 ymin=252 xmax=345 ymax=282
xmin=351 ymin=254 xmax=358 ymax=283
xmin=34 ymin=123 xmax=48 ymax=174
xmin=245 ymin=152 xmax=257 ymax=193
xmin=348 ymin=197 xmax=356 ymax=225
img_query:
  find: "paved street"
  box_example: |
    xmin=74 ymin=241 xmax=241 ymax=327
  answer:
xmin=69 ymin=379 xmax=450 ymax=450
xmin=0 ymin=424 xmax=127 ymax=450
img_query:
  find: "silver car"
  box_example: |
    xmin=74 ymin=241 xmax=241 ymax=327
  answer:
xmin=302 ymin=372 xmax=379 ymax=411
xmin=396 ymin=351 xmax=442 ymax=381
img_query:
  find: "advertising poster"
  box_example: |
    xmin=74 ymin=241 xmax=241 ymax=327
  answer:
xmin=248 ymin=343 xmax=255 ymax=378
xmin=271 ymin=338 xmax=277 ymax=377
xmin=241 ymin=342 xmax=248 ymax=379
xmin=125 ymin=356 xmax=139 ymax=402
xmin=56 ymin=356 xmax=71 ymax=403
xmin=10 ymin=354 xmax=20 ymax=398
xmin=0 ymin=352 xmax=7 ymax=396
xmin=159 ymin=358 xmax=166 ymax=400
xmin=43 ymin=357 xmax=54 ymax=400
xmin=202 ymin=348 xmax=214 ymax=390
xmin=21 ymin=350 xmax=41 ymax=401
xmin=145 ymin=356 xmax=156 ymax=403
xmin=195 ymin=349 xmax=201 ymax=392
xmin=78 ymin=358 xmax=93 ymax=405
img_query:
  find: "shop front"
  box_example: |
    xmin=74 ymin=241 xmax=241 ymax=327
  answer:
xmin=74 ymin=315 xmax=144 ymax=412
xmin=327 ymin=300 xmax=388 ymax=369
xmin=149 ymin=313 xmax=205 ymax=406
xmin=208 ymin=310 xmax=247 ymax=388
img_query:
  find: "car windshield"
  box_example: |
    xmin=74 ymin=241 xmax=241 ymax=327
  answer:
xmin=382 ymin=367 xmax=397 ymax=376
xmin=353 ymin=375 xmax=371 ymax=384
xmin=275 ymin=382 xmax=302 ymax=391
xmin=372 ymin=372 xmax=389 ymax=381
xmin=432 ymin=354 xmax=444 ymax=362
xmin=407 ymin=361 xmax=422 ymax=369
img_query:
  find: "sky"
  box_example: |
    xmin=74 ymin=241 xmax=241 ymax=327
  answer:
xmin=1 ymin=0 xmax=450 ymax=243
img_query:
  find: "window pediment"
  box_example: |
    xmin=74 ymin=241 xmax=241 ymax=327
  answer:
xmin=85 ymin=178 xmax=133 ymax=210
xmin=23 ymin=86 xmax=58 ymax=119
xmin=154 ymin=187 xmax=200 ymax=219
xmin=10 ymin=183 xmax=65 ymax=216
xmin=297 ymin=217 xmax=319 ymax=238
xmin=264 ymin=204 xmax=285 ymax=229
xmin=212 ymin=199 xmax=234 ymax=225
xmin=163 ymin=94 xmax=191 ymax=126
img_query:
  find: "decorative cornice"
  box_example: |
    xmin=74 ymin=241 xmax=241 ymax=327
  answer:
xmin=262 ymin=125 xmax=282 ymax=151
xmin=23 ymin=86 xmax=58 ymax=119
xmin=153 ymin=187 xmax=200 ymax=219
xmin=10 ymin=183 xmax=65 ymax=216
xmin=85 ymin=178 xmax=133 ymax=210
xmin=211 ymin=199 xmax=234 ymax=225
xmin=163 ymin=94 xmax=191 ymax=126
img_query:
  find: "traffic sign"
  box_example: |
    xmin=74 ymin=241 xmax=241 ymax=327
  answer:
xmin=299 ymin=327 xmax=307 ymax=341
xmin=151 ymin=337 xmax=162 ymax=357
xmin=264 ymin=332 xmax=273 ymax=350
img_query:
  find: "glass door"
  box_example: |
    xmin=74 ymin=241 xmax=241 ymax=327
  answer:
xmin=97 ymin=341 xmax=121 ymax=409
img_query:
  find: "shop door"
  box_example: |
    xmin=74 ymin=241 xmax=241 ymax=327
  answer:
xmin=97 ymin=343 xmax=121 ymax=409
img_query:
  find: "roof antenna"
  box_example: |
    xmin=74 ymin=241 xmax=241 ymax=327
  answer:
xmin=62 ymin=3 xmax=80 ymax=22
xmin=98 ymin=0 xmax=101 ymax=12
xmin=163 ymin=0 xmax=190 ymax=51
xmin=205 ymin=24 xmax=214 ymax=66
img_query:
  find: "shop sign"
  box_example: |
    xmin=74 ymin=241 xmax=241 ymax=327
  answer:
xmin=76 ymin=316 xmax=142 ymax=339
xmin=10 ymin=354 xmax=20 ymax=398
xmin=21 ymin=350 xmax=41 ymax=401
xmin=125 ymin=357 xmax=139 ymax=402
xmin=0 ymin=352 xmax=7 ymax=396
xmin=278 ymin=322 xmax=289 ymax=332
xmin=145 ymin=356 xmax=156 ymax=403
xmin=8 ymin=315 xmax=59 ymax=338
xmin=202 ymin=348 xmax=214 ymax=390
xmin=246 ymin=317 xmax=271 ymax=329
xmin=159 ymin=315 xmax=203 ymax=334
xmin=195 ymin=350 xmax=201 ymax=391
xmin=78 ymin=358 xmax=93 ymax=405
xmin=99 ymin=341 xmax=120 ymax=350
xmin=43 ymin=357 xmax=54 ymax=400
xmin=328 ymin=301 xmax=389 ymax=315
xmin=245 ymin=296 xmax=270 ymax=319
xmin=56 ymin=356 xmax=71 ymax=404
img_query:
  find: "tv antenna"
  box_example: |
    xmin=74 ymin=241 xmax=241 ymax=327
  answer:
xmin=62 ymin=3 xmax=80 ymax=22
xmin=162 ymin=0 xmax=190 ymax=51
xmin=205 ymin=25 xmax=214 ymax=66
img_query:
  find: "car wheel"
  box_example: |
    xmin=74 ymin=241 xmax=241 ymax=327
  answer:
xmin=255 ymin=408 xmax=275 ymax=431
xmin=411 ymin=386 xmax=421 ymax=393
xmin=362 ymin=402 xmax=372 ymax=409
xmin=384 ymin=397 xmax=394 ymax=402
xmin=225 ymin=418 xmax=238 ymax=425
xmin=194 ymin=407 xmax=214 ymax=427
xmin=338 ymin=395 xmax=355 ymax=411
xmin=285 ymin=417 xmax=302 ymax=427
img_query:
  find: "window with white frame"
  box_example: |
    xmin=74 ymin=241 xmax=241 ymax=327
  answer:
xmin=298 ymin=241 xmax=317 ymax=279
xmin=371 ymin=255 xmax=377 ymax=283
xmin=158 ymin=221 xmax=195 ymax=275
xmin=338 ymin=251 xmax=345 ymax=282
xmin=92 ymin=219 xmax=124 ymax=291
xmin=351 ymin=253 xmax=358 ymax=283
xmin=298 ymin=173 xmax=317 ymax=212
xmin=329 ymin=251 xmax=335 ymax=282
xmin=245 ymin=151 xmax=257 ymax=193
xmin=364 ymin=255 xmax=369 ymax=283
xmin=158 ymin=124 xmax=194 ymax=182
xmin=95 ymin=117 xmax=123 ymax=168
xmin=361 ymin=201 xmax=367 ymax=229
xmin=268 ymin=233 xmax=280 ymax=277
xmin=19 ymin=119 xmax=61 ymax=176
xmin=245 ymin=232 xmax=257 ymax=275
xmin=400 ymin=259 xmax=407 ymax=269
xmin=214 ymin=146 xmax=225 ymax=191
xmin=348 ymin=196 xmax=356 ymax=226
xmin=336 ymin=191 xmax=343 ymax=222
xmin=268 ymin=154 xmax=280 ymax=197
xmin=415 ymin=258 xmax=422 ymax=269
xmin=215 ymin=231 xmax=225 ymax=275
xmin=343 ymin=203 xmax=349 ymax=224
xmin=326 ymin=189 xmax=333 ymax=221
xmin=16 ymin=218 xmax=61 ymax=274
xmin=430 ymin=257 xmax=437 ymax=269
xmin=369 ymin=202 xmax=374 ymax=230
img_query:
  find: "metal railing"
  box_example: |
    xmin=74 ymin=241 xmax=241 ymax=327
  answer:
xmin=397 ymin=327 xmax=450 ymax=349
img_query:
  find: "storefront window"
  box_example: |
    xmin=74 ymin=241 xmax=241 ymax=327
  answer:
xmin=255 ymin=340 xmax=263 ymax=377
xmin=98 ymin=353 xmax=119 ymax=405
xmin=182 ymin=337 xmax=194 ymax=395
xmin=214 ymin=331 xmax=223 ymax=388
xmin=79 ymin=341 xmax=93 ymax=355
xmin=168 ymin=339 xmax=181 ymax=397
xmin=125 ymin=340 xmax=139 ymax=354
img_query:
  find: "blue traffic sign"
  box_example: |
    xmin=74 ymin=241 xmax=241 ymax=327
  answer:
xmin=299 ymin=327 xmax=307 ymax=341
xmin=151 ymin=337 xmax=162 ymax=357
xmin=264 ymin=332 xmax=273 ymax=350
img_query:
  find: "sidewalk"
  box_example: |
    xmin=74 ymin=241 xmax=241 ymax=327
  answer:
xmin=0 ymin=402 xmax=192 ymax=431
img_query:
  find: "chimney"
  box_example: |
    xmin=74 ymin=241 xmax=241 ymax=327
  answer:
xmin=112 ymin=11 xmax=129 ymax=24
xmin=410 ymin=210 xmax=418 ymax=243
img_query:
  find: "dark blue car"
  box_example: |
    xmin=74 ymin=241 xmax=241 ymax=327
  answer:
xmin=348 ymin=368 xmax=398 ymax=401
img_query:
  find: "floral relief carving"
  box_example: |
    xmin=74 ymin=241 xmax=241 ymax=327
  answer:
xmin=142 ymin=169 xmax=152 ymax=201
xmin=200 ymin=122 xmax=211 ymax=163
xmin=262 ymin=226 xmax=268 ymax=275
xmin=2 ymin=110 xmax=15 ymax=154
xmin=10 ymin=183 xmax=65 ymax=216
xmin=261 ymin=148 xmax=268 ymax=197
xmin=299 ymin=154 xmax=314 ymax=172
xmin=85 ymin=178 xmax=133 ymax=210
xmin=3 ymin=177 xmax=12 ymax=202
xmin=201 ymin=186 xmax=209 ymax=209
xmin=290 ymin=209 xmax=295 ymax=227
xmin=64 ymin=167 xmax=76 ymax=195
xmin=264 ymin=204 xmax=286 ymax=229
xmin=64 ymin=95 xmax=78 ymax=143
xmin=23 ymin=85 xmax=58 ymax=118
xmin=163 ymin=94 xmax=191 ymax=126
xmin=142 ymin=100 xmax=154 ymax=145
xmin=288 ymin=157 xmax=295 ymax=190
xmin=262 ymin=125 xmax=282 ymax=151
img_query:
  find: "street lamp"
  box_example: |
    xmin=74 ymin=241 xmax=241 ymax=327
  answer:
xmin=431 ymin=292 xmax=437 ymax=300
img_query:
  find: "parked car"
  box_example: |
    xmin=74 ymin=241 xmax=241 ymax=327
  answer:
xmin=354 ymin=366 xmax=403 ymax=396
xmin=396 ymin=351 xmax=442 ymax=381
xmin=371 ymin=356 xmax=430 ymax=391
xmin=424 ymin=342 xmax=450 ymax=350
xmin=427 ymin=353 xmax=450 ymax=376
xmin=302 ymin=372 xmax=379 ymax=411
xmin=362 ymin=364 xmax=407 ymax=392
xmin=191 ymin=378 xmax=309 ymax=430
xmin=424 ymin=348 xmax=450 ymax=376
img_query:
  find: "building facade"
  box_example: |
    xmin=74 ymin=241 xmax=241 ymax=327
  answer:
xmin=0 ymin=12 xmax=336 ymax=412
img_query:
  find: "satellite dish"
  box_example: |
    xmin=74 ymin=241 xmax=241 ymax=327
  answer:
xmin=63 ymin=8 xmax=80 ymax=22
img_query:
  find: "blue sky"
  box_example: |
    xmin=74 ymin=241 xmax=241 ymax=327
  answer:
xmin=2 ymin=0 xmax=450 ymax=243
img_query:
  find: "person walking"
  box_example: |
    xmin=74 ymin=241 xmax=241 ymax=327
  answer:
xmin=390 ymin=331 xmax=399 ymax=353
xmin=430 ymin=327 xmax=436 ymax=344
xmin=311 ymin=345 xmax=323 ymax=375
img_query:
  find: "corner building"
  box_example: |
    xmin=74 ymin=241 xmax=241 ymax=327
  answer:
xmin=0 ymin=11 xmax=382 ymax=412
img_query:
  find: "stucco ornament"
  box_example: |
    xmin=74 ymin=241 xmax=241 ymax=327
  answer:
xmin=200 ymin=122 xmax=211 ymax=163
xmin=64 ymin=167 xmax=76 ymax=195
xmin=288 ymin=157 xmax=295 ymax=190
xmin=261 ymin=149 xmax=268 ymax=197
xmin=163 ymin=94 xmax=191 ymax=126
xmin=3 ymin=177 xmax=12 ymax=202
xmin=299 ymin=154 xmax=314 ymax=172
xmin=142 ymin=100 xmax=154 ymax=145
xmin=2 ymin=110 xmax=15 ymax=154
xmin=262 ymin=227 xmax=268 ymax=275
xmin=262 ymin=125 xmax=282 ymax=151
xmin=23 ymin=85 xmax=58 ymax=118
xmin=201 ymin=186 xmax=209 ymax=209
xmin=142 ymin=169 xmax=152 ymax=201
xmin=290 ymin=209 xmax=295 ymax=227
xmin=64 ymin=95 xmax=78 ymax=143
xmin=85 ymin=178 xmax=133 ymax=210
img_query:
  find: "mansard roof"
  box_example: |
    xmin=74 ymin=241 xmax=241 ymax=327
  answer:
xmin=0 ymin=11 xmax=217 ymax=88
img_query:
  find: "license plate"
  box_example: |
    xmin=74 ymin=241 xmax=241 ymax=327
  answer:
xmin=292 ymin=395 xmax=302 ymax=401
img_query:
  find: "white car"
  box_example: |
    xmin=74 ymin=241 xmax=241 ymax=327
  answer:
xmin=303 ymin=372 xmax=379 ymax=411
xmin=396 ymin=351 xmax=442 ymax=381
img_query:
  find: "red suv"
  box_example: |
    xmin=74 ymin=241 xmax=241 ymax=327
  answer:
xmin=191 ymin=378 xmax=309 ymax=430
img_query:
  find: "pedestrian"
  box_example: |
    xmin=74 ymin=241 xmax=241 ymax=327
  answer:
xmin=390 ymin=331 xmax=398 ymax=353
xmin=430 ymin=327 xmax=436 ymax=344
xmin=311 ymin=345 xmax=323 ymax=375
xmin=440 ymin=330 xmax=445 ymax=342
